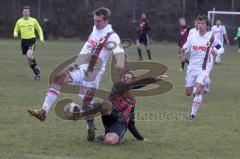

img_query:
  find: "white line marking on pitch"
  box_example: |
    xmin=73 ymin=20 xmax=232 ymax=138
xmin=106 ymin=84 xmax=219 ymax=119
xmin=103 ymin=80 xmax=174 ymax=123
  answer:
xmin=0 ymin=152 xmax=88 ymax=159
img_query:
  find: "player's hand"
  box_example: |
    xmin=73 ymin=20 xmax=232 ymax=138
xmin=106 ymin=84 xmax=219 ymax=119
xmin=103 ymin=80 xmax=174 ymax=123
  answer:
xmin=156 ymin=74 xmax=168 ymax=81
xmin=13 ymin=35 xmax=18 ymax=38
xmin=234 ymin=37 xmax=237 ymax=41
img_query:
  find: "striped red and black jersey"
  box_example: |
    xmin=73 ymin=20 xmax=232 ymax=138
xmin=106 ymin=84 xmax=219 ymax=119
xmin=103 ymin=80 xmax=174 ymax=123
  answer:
xmin=178 ymin=25 xmax=190 ymax=47
xmin=138 ymin=19 xmax=150 ymax=35
xmin=108 ymin=77 xmax=157 ymax=123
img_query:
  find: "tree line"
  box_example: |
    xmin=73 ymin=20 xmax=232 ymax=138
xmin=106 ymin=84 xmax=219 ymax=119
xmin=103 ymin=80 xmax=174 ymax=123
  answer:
xmin=1 ymin=0 xmax=240 ymax=42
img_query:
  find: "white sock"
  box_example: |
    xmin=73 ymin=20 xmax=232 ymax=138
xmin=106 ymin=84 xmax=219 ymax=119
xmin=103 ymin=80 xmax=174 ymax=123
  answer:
xmin=219 ymin=55 xmax=221 ymax=63
xmin=193 ymin=87 xmax=196 ymax=95
xmin=191 ymin=94 xmax=203 ymax=116
xmin=207 ymin=78 xmax=211 ymax=89
xmin=215 ymin=55 xmax=219 ymax=63
xmin=42 ymin=84 xmax=60 ymax=115
xmin=205 ymin=78 xmax=211 ymax=93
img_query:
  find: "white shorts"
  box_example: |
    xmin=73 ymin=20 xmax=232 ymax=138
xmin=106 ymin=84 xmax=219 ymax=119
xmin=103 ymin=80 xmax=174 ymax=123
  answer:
xmin=216 ymin=47 xmax=225 ymax=55
xmin=185 ymin=69 xmax=209 ymax=87
xmin=67 ymin=63 xmax=105 ymax=97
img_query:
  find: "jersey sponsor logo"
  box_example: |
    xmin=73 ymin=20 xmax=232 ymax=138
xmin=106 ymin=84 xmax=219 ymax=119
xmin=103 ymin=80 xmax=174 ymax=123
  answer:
xmin=192 ymin=45 xmax=207 ymax=52
xmin=87 ymin=38 xmax=98 ymax=48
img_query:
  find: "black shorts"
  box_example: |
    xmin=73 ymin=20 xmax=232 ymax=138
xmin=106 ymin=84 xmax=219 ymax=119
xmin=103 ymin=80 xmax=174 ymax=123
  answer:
xmin=21 ymin=38 xmax=36 ymax=55
xmin=137 ymin=34 xmax=149 ymax=46
xmin=102 ymin=115 xmax=127 ymax=140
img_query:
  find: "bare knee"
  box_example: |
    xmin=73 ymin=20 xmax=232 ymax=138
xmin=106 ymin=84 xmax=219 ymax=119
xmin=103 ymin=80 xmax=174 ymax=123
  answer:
xmin=186 ymin=88 xmax=193 ymax=96
xmin=101 ymin=101 xmax=113 ymax=115
xmin=104 ymin=133 xmax=119 ymax=145
xmin=53 ymin=69 xmax=69 ymax=85
xmin=196 ymin=85 xmax=203 ymax=95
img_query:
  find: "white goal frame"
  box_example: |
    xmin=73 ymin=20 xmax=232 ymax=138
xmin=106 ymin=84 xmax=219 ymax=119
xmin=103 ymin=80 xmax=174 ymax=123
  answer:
xmin=208 ymin=8 xmax=240 ymax=26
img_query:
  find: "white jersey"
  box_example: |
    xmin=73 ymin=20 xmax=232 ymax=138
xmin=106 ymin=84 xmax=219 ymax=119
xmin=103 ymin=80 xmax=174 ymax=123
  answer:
xmin=183 ymin=31 xmax=218 ymax=72
xmin=188 ymin=28 xmax=198 ymax=37
xmin=211 ymin=25 xmax=226 ymax=45
xmin=80 ymin=24 xmax=124 ymax=70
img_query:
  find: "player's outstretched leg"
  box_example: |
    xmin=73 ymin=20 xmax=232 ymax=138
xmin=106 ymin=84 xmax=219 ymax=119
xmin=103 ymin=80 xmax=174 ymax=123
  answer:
xmin=27 ymin=69 xmax=69 ymax=121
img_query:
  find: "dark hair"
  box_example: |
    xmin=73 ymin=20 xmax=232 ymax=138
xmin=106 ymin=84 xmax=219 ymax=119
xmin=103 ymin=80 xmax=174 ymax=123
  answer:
xmin=23 ymin=5 xmax=30 ymax=10
xmin=197 ymin=15 xmax=210 ymax=27
xmin=93 ymin=7 xmax=111 ymax=21
xmin=179 ymin=17 xmax=186 ymax=21
xmin=120 ymin=70 xmax=134 ymax=79
xmin=195 ymin=15 xmax=201 ymax=21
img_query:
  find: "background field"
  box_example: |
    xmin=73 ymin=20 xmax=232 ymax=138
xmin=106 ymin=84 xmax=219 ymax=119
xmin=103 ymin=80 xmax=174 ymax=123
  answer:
xmin=0 ymin=39 xmax=239 ymax=159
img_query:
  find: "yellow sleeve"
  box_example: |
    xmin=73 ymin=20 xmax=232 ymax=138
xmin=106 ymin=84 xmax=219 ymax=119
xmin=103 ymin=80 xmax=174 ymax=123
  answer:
xmin=34 ymin=19 xmax=44 ymax=41
xmin=13 ymin=20 xmax=19 ymax=37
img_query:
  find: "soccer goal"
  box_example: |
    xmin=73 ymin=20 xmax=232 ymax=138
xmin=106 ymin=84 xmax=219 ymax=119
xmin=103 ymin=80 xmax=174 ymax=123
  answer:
xmin=208 ymin=8 xmax=240 ymax=42
xmin=208 ymin=8 xmax=240 ymax=26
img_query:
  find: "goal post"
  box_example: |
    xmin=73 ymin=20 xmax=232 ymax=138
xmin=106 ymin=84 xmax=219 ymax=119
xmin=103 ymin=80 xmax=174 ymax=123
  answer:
xmin=208 ymin=9 xmax=240 ymax=43
xmin=208 ymin=8 xmax=240 ymax=26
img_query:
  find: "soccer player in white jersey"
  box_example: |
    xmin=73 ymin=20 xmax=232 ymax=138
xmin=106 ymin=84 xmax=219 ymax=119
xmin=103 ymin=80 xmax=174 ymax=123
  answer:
xmin=27 ymin=7 xmax=125 ymax=141
xmin=211 ymin=19 xmax=229 ymax=64
xmin=180 ymin=15 xmax=219 ymax=119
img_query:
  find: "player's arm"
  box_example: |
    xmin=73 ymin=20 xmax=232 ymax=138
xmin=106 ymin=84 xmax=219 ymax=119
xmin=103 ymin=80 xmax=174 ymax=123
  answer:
xmin=34 ymin=19 xmax=44 ymax=42
xmin=115 ymin=75 xmax=168 ymax=94
xmin=128 ymin=107 xmax=144 ymax=140
xmin=180 ymin=35 xmax=191 ymax=55
xmin=224 ymin=33 xmax=230 ymax=44
xmin=180 ymin=47 xmax=187 ymax=56
xmin=223 ymin=26 xmax=229 ymax=44
xmin=146 ymin=20 xmax=151 ymax=32
xmin=212 ymin=35 xmax=222 ymax=56
xmin=13 ymin=20 xmax=19 ymax=38
xmin=110 ymin=33 xmax=125 ymax=71
xmin=114 ymin=53 xmax=125 ymax=70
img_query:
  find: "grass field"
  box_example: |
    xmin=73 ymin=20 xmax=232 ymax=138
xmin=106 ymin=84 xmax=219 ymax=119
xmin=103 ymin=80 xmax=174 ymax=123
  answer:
xmin=0 ymin=39 xmax=239 ymax=159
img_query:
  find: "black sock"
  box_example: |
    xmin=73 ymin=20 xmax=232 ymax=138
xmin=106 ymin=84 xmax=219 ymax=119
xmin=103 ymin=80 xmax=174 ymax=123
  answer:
xmin=30 ymin=59 xmax=40 ymax=76
xmin=185 ymin=59 xmax=189 ymax=64
xmin=181 ymin=61 xmax=185 ymax=69
xmin=82 ymin=103 xmax=102 ymax=117
xmin=137 ymin=49 xmax=143 ymax=60
xmin=147 ymin=49 xmax=152 ymax=60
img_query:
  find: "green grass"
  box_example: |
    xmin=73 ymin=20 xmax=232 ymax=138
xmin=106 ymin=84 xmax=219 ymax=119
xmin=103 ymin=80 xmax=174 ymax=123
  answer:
xmin=0 ymin=39 xmax=239 ymax=159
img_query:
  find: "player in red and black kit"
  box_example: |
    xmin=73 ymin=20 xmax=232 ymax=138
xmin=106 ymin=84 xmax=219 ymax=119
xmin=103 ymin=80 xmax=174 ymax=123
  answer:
xmin=136 ymin=13 xmax=151 ymax=61
xmin=74 ymin=71 xmax=167 ymax=145
xmin=178 ymin=18 xmax=190 ymax=71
